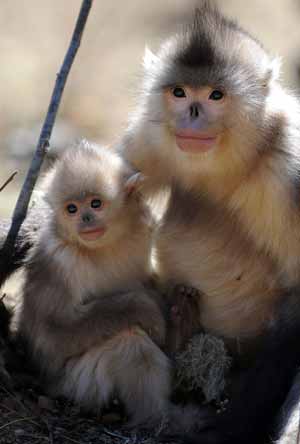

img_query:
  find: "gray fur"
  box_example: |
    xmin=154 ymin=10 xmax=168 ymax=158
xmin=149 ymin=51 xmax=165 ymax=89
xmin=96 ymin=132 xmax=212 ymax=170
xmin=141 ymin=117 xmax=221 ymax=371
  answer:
xmin=19 ymin=141 xmax=172 ymax=427
xmin=276 ymin=373 xmax=300 ymax=444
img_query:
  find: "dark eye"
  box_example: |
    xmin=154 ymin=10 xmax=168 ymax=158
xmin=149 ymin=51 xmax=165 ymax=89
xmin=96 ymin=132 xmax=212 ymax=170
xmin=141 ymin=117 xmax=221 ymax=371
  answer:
xmin=172 ymin=87 xmax=186 ymax=98
xmin=66 ymin=203 xmax=78 ymax=214
xmin=91 ymin=199 xmax=102 ymax=209
xmin=209 ymin=90 xmax=224 ymax=101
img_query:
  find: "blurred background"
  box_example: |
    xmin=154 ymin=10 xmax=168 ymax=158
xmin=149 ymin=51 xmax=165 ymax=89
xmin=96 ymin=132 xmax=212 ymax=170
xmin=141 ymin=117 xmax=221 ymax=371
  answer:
xmin=1 ymin=0 xmax=300 ymax=218
xmin=1 ymin=0 xmax=300 ymax=299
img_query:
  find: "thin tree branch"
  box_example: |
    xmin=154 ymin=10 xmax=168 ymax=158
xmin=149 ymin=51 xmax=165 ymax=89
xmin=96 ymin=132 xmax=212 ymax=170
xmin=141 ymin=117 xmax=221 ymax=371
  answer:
xmin=0 ymin=0 xmax=93 ymax=287
xmin=0 ymin=172 xmax=18 ymax=192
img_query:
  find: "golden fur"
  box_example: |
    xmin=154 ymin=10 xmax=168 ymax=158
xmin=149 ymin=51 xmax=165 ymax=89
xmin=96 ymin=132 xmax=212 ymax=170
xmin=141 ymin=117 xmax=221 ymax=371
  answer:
xmin=19 ymin=141 xmax=172 ymax=426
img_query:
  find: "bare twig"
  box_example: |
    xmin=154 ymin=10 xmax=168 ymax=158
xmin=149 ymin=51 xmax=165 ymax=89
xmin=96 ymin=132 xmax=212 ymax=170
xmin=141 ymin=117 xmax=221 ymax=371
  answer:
xmin=0 ymin=0 xmax=93 ymax=287
xmin=60 ymin=435 xmax=83 ymax=444
xmin=0 ymin=417 xmax=35 ymax=432
xmin=103 ymin=428 xmax=130 ymax=441
xmin=0 ymin=384 xmax=29 ymax=413
xmin=0 ymin=171 xmax=18 ymax=192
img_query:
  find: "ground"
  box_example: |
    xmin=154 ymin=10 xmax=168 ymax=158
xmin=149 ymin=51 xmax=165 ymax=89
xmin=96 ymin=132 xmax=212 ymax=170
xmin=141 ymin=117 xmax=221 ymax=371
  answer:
xmin=0 ymin=384 xmax=169 ymax=444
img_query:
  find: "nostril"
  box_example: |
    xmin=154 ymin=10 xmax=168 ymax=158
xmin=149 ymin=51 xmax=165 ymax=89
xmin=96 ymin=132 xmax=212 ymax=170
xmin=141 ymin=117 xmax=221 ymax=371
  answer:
xmin=190 ymin=104 xmax=199 ymax=119
xmin=82 ymin=213 xmax=91 ymax=223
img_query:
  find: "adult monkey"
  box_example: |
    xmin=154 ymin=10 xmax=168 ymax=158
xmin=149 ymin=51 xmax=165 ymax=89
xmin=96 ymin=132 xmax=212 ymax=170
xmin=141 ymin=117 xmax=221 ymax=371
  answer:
xmin=119 ymin=2 xmax=300 ymax=443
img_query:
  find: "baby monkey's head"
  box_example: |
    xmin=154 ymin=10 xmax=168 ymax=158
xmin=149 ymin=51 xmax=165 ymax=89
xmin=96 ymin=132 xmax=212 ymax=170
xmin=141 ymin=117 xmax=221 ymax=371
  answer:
xmin=140 ymin=1 xmax=280 ymax=179
xmin=45 ymin=140 xmax=144 ymax=249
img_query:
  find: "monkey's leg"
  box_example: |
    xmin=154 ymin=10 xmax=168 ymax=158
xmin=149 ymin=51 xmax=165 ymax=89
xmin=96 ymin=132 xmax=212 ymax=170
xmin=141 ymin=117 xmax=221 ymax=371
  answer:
xmin=60 ymin=327 xmax=171 ymax=427
xmin=275 ymin=371 xmax=300 ymax=444
xmin=180 ymin=289 xmax=300 ymax=444
xmin=112 ymin=327 xmax=171 ymax=427
xmin=166 ymin=285 xmax=202 ymax=353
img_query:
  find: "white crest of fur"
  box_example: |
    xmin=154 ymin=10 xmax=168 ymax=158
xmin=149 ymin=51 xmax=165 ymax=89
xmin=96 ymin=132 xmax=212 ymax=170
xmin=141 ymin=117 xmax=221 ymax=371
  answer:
xmin=143 ymin=46 xmax=159 ymax=70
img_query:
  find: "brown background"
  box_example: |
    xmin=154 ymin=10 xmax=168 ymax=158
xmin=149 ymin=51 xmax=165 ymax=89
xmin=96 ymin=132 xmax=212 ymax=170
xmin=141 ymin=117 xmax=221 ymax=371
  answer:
xmin=1 ymin=0 xmax=300 ymax=217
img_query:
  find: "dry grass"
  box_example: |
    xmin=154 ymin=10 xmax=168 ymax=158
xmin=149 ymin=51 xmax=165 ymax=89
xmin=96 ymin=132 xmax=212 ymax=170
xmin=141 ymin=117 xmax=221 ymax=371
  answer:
xmin=0 ymin=382 xmax=171 ymax=444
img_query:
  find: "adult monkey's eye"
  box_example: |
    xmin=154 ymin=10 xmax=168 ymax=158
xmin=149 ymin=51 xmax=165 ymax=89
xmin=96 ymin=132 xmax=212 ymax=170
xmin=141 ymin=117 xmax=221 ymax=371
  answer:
xmin=209 ymin=90 xmax=224 ymax=101
xmin=66 ymin=203 xmax=78 ymax=214
xmin=91 ymin=199 xmax=102 ymax=209
xmin=172 ymin=86 xmax=186 ymax=98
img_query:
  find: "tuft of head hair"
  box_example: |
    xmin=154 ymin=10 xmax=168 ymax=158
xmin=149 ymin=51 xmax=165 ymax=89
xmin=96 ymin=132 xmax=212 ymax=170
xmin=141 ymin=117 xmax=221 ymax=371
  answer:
xmin=44 ymin=140 xmax=134 ymax=210
xmin=144 ymin=1 xmax=279 ymax=95
xmin=178 ymin=1 xmax=241 ymax=68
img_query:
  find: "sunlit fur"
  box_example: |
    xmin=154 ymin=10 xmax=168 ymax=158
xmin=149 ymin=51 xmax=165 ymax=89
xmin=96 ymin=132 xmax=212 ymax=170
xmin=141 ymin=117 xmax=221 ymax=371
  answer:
xmin=121 ymin=2 xmax=300 ymax=340
xmin=19 ymin=140 xmax=172 ymax=426
xmin=275 ymin=373 xmax=300 ymax=444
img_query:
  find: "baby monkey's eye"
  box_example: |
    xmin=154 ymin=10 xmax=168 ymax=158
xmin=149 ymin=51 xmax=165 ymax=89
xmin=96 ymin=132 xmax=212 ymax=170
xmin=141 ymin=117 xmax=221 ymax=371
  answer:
xmin=209 ymin=90 xmax=224 ymax=101
xmin=66 ymin=203 xmax=78 ymax=214
xmin=172 ymin=86 xmax=186 ymax=98
xmin=91 ymin=199 xmax=102 ymax=209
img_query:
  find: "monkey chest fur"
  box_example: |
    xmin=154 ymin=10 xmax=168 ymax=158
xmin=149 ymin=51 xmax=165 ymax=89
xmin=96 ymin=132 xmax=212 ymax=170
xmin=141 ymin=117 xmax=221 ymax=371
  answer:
xmin=155 ymin=191 xmax=282 ymax=340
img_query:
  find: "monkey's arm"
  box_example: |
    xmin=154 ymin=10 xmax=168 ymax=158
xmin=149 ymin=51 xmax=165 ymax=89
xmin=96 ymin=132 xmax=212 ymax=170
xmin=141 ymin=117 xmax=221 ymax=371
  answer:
xmin=71 ymin=290 xmax=166 ymax=346
xmin=28 ymin=284 xmax=167 ymax=360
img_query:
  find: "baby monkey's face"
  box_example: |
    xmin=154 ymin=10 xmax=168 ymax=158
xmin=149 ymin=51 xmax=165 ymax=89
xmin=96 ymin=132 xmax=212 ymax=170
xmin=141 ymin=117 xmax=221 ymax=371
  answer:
xmin=164 ymin=85 xmax=227 ymax=154
xmin=54 ymin=172 xmax=143 ymax=249
xmin=63 ymin=194 xmax=107 ymax=244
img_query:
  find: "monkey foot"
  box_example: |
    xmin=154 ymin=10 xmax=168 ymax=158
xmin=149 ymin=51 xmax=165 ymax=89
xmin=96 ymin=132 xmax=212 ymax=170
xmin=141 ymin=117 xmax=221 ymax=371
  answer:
xmin=173 ymin=284 xmax=200 ymax=300
xmin=166 ymin=284 xmax=202 ymax=353
xmin=169 ymin=284 xmax=201 ymax=325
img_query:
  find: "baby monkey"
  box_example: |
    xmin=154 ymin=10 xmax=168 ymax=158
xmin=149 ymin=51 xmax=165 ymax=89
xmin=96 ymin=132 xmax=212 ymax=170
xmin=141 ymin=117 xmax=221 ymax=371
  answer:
xmin=19 ymin=140 xmax=171 ymax=426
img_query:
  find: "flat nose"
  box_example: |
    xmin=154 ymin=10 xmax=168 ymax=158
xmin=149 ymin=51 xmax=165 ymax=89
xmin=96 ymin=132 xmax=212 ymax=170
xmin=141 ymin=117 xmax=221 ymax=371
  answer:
xmin=82 ymin=212 xmax=93 ymax=223
xmin=189 ymin=102 xmax=200 ymax=119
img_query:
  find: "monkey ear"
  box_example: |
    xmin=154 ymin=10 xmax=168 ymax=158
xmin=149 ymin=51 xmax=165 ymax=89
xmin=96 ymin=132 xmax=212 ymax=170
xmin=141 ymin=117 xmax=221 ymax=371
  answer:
xmin=124 ymin=172 xmax=145 ymax=196
xmin=262 ymin=57 xmax=281 ymax=85
xmin=269 ymin=57 xmax=281 ymax=81
xmin=143 ymin=46 xmax=159 ymax=70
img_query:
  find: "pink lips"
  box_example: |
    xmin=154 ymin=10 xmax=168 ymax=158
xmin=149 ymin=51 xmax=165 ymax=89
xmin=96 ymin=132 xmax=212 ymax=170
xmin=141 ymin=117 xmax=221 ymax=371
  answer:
xmin=79 ymin=227 xmax=106 ymax=241
xmin=175 ymin=130 xmax=218 ymax=153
